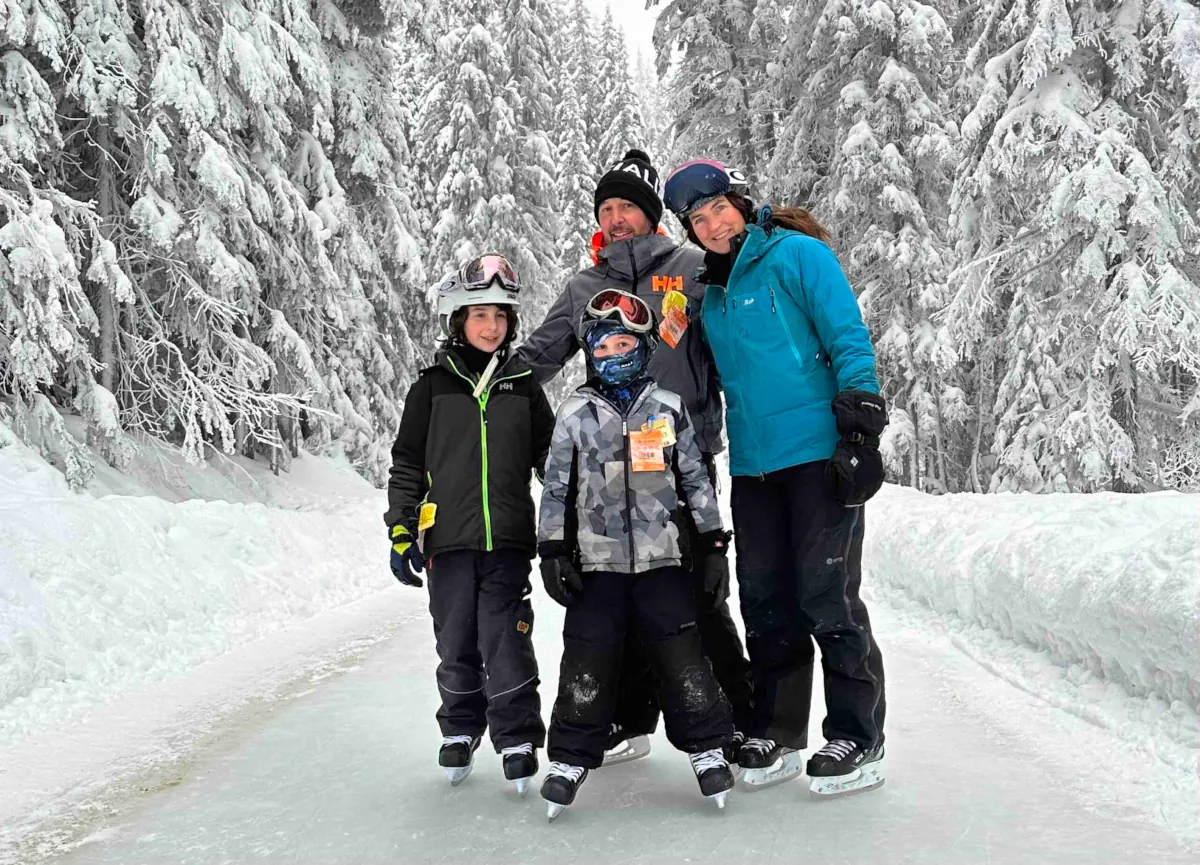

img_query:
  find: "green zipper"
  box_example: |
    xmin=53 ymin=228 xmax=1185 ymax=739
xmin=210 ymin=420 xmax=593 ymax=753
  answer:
xmin=445 ymin=356 xmax=532 ymax=552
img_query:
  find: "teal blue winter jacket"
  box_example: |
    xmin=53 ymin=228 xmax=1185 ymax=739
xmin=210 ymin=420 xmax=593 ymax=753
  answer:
xmin=701 ymin=216 xmax=879 ymax=477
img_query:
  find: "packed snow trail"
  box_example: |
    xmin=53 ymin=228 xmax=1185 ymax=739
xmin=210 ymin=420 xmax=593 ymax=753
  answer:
xmin=45 ymin=596 xmax=1196 ymax=865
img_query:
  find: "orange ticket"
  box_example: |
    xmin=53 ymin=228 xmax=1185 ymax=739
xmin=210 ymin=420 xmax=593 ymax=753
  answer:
xmin=658 ymin=306 xmax=689 ymax=348
xmin=629 ymin=429 xmax=666 ymax=472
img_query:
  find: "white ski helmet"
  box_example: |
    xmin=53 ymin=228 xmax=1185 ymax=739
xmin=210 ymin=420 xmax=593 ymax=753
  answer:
xmin=435 ymin=253 xmax=522 ymax=338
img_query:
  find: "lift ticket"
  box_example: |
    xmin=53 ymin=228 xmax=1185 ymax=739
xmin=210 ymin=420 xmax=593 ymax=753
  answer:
xmin=629 ymin=429 xmax=666 ymax=472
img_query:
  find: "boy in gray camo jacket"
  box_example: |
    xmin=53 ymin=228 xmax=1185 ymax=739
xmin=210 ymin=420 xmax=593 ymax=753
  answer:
xmin=536 ymin=289 xmax=736 ymax=819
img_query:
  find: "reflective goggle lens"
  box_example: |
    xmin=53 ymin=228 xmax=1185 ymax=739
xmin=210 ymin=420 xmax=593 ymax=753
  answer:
xmin=663 ymin=160 xmax=732 ymax=216
xmin=461 ymin=254 xmax=519 ymax=289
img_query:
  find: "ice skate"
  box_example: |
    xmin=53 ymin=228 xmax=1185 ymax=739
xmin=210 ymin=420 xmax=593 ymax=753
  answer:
xmin=723 ymin=731 xmax=746 ymax=779
xmin=541 ymin=762 xmax=588 ymax=822
xmin=690 ymin=748 xmax=735 ymax=811
xmin=500 ymin=743 xmax=538 ymax=798
xmin=600 ymin=724 xmax=651 ymax=767
xmin=807 ymin=740 xmax=885 ymax=799
xmin=439 ymin=735 xmax=481 ymax=786
xmin=738 ymin=738 xmax=803 ymax=791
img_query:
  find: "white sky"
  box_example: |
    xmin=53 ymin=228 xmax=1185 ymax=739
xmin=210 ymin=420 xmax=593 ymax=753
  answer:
xmin=585 ymin=0 xmax=661 ymax=70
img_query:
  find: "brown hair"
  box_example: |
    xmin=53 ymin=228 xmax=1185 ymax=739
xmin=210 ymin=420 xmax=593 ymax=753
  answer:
xmin=447 ymin=305 xmax=520 ymax=348
xmin=686 ymin=193 xmax=832 ymax=248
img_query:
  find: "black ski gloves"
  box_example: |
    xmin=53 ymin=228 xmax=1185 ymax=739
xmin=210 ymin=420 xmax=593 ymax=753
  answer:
xmin=696 ymin=529 xmax=733 ymax=609
xmin=826 ymin=389 xmax=888 ymax=507
xmin=538 ymin=541 xmax=583 ymax=608
xmin=389 ymin=523 xmax=426 ymax=587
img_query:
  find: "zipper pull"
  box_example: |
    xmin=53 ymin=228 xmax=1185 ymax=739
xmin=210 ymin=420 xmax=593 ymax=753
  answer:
xmin=769 ymin=288 xmax=777 ymax=313
xmin=623 ymin=421 xmax=628 ymax=436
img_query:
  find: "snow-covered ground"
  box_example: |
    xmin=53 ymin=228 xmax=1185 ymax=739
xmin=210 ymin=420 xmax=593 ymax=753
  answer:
xmin=0 ymin=433 xmax=1197 ymax=862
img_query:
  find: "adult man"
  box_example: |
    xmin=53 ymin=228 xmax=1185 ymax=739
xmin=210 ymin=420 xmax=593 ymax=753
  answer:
xmin=519 ymin=149 xmax=754 ymax=762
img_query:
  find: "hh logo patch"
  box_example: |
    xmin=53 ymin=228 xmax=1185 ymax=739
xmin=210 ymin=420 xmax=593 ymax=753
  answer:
xmin=652 ymin=275 xmax=684 ymax=293
xmin=516 ymin=620 xmax=530 ymax=634
xmin=497 ymin=382 xmax=514 ymax=392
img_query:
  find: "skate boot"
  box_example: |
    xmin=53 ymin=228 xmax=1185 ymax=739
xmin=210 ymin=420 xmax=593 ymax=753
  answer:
xmin=600 ymin=723 xmax=651 ymax=767
xmin=689 ymin=748 xmax=735 ymax=810
xmin=807 ymin=740 xmax=885 ymax=799
xmin=500 ymin=743 xmax=538 ymax=798
xmin=738 ymin=738 xmax=803 ymax=791
xmin=438 ymin=735 xmax=481 ymax=786
xmin=723 ymin=731 xmax=746 ymax=775
xmin=541 ymin=762 xmax=589 ymax=822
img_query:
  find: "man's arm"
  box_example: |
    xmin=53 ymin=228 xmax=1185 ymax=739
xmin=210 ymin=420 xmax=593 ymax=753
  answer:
xmin=516 ymin=282 xmax=581 ymax=384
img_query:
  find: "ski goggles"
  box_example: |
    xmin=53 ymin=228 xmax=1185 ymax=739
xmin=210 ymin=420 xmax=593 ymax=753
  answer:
xmin=459 ymin=253 xmax=520 ymax=291
xmin=585 ymin=289 xmax=653 ymax=332
xmin=663 ymin=159 xmax=747 ymax=217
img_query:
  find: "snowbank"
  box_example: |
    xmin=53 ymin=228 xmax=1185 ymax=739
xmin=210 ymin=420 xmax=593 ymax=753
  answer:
xmin=0 ymin=424 xmax=392 ymax=744
xmin=865 ymin=485 xmax=1200 ymax=711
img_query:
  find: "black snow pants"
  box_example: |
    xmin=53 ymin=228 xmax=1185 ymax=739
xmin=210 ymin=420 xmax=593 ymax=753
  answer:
xmin=427 ymin=548 xmax=545 ymax=751
xmin=547 ymin=566 xmax=734 ymax=769
xmin=611 ymin=455 xmax=755 ymax=738
xmin=731 ymin=461 xmax=886 ymax=751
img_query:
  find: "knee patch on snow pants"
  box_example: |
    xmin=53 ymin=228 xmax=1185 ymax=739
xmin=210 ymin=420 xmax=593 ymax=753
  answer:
xmin=645 ymin=631 xmax=734 ymax=754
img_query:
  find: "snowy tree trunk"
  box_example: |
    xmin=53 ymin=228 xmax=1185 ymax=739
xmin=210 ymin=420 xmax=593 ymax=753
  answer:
xmin=1112 ymin=351 xmax=1139 ymax=493
xmin=96 ymin=124 xmax=117 ymax=395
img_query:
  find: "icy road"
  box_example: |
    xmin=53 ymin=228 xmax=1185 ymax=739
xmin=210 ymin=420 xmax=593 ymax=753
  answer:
xmin=21 ymin=592 xmax=1194 ymax=865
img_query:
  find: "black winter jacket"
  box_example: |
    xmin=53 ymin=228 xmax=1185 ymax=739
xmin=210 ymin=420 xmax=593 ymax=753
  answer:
xmin=384 ymin=348 xmax=555 ymax=558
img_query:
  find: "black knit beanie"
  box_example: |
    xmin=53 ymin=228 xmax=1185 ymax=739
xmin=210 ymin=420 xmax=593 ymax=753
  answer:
xmin=594 ymin=149 xmax=663 ymax=227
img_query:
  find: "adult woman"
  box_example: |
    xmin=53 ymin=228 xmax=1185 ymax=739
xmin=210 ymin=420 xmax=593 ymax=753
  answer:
xmin=662 ymin=160 xmax=888 ymax=798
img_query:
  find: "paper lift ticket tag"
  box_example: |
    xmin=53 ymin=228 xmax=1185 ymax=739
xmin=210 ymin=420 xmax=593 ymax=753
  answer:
xmin=418 ymin=502 xmax=438 ymax=531
xmin=659 ymin=306 xmax=689 ymax=349
xmin=630 ymin=429 xmax=666 ymax=472
xmin=649 ymin=415 xmax=676 ymax=447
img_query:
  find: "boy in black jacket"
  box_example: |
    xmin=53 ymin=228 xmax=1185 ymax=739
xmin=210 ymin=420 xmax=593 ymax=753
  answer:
xmin=385 ymin=255 xmax=555 ymax=796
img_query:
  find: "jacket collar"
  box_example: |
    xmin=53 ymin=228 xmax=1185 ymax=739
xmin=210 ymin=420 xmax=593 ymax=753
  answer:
xmin=699 ymin=205 xmax=790 ymax=286
xmin=593 ymin=230 xmax=678 ymax=279
xmin=577 ymin=377 xmax=655 ymax=418
xmin=437 ymin=346 xmax=524 ymax=383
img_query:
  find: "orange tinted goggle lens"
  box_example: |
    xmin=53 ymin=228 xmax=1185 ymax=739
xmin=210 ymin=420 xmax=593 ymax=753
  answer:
xmin=591 ymin=291 xmax=650 ymax=326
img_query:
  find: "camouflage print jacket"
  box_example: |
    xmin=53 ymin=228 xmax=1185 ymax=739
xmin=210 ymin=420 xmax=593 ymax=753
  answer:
xmin=538 ymin=381 xmax=723 ymax=574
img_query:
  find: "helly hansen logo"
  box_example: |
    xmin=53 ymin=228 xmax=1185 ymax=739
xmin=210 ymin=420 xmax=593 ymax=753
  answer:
xmin=497 ymin=382 xmax=514 ymax=392
xmin=652 ymin=275 xmax=684 ymax=293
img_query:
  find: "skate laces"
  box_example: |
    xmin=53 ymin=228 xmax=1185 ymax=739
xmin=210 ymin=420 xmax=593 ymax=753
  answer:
xmin=689 ymin=748 xmax=728 ymax=774
xmin=814 ymin=739 xmax=858 ymax=761
xmin=547 ymin=761 xmax=587 ymax=783
xmin=741 ymin=737 xmax=776 ymax=755
xmin=501 ymin=743 xmax=534 ymax=757
xmin=442 ymin=735 xmax=476 ymax=748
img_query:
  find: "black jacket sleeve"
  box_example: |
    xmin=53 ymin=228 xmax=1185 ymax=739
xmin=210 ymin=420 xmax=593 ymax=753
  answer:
xmin=384 ymin=373 xmax=432 ymax=528
xmin=515 ymin=282 xmax=581 ymax=384
xmin=529 ymin=379 xmax=555 ymax=483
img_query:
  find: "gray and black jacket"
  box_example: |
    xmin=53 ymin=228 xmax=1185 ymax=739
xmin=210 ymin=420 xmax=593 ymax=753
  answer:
xmin=538 ymin=380 xmax=723 ymax=574
xmin=517 ymin=233 xmax=725 ymax=455
xmin=385 ymin=348 xmax=554 ymax=558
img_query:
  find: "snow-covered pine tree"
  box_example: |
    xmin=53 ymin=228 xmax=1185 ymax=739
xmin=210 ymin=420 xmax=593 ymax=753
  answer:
xmin=3 ymin=0 xmax=425 ymax=487
xmin=949 ymin=0 xmax=1200 ymax=492
xmin=651 ymin=0 xmax=781 ymax=179
xmin=1 ymin=0 xmax=134 ymax=484
xmin=594 ymin=6 xmax=649 ymax=167
xmin=501 ymin=0 xmax=563 ymax=329
xmin=415 ymin=0 xmax=523 ymax=289
xmin=770 ymin=0 xmax=963 ymax=492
